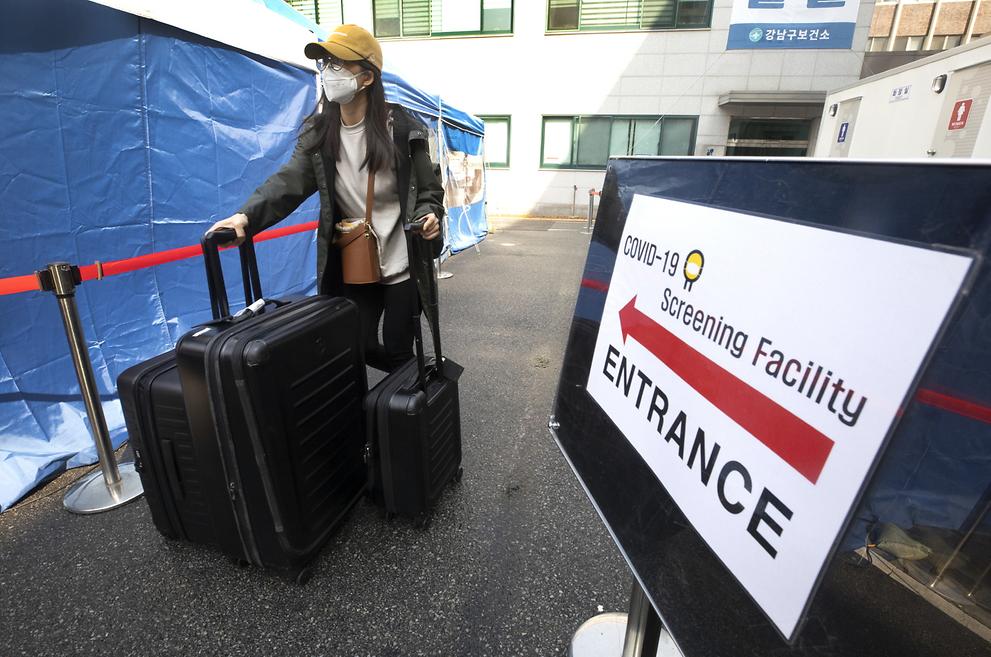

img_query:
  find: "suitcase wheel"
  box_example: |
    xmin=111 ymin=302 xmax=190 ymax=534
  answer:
xmin=454 ymin=467 xmax=464 ymax=484
xmin=293 ymin=567 xmax=314 ymax=586
xmin=413 ymin=512 xmax=431 ymax=530
xmin=229 ymin=557 xmax=250 ymax=569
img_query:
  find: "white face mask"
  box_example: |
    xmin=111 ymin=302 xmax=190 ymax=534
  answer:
xmin=321 ymin=68 xmax=364 ymax=105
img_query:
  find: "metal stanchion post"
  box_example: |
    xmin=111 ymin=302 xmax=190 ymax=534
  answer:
xmin=621 ymin=583 xmax=662 ymax=657
xmin=930 ymin=497 xmax=990 ymax=588
xmin=968 ymin=560 xmax=991 ymax=599
xmin=572 ymin=184 xmax=578 ymax=218
xmin=583 ymin=189 xmax=597 ymax=235
xmin=36 ymin=262 xmax=143 ymax=514
xmin=437 ymin=256 xmax=453 ymax=280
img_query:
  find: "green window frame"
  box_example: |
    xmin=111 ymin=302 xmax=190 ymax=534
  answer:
xmin=540 ymin=115 xmax=697 ymax=169
xmin=479 ymin=116 xmax=511 ymax=168
xmin=286 ymin=0 xmax=344 ymax=28
xmin=373 ymin=0 xmax=513 ymax=39
xmin=546 ymin=0 xmax=712 ymax=32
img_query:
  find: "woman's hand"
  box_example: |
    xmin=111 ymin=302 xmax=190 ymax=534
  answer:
xmin=414 ymin=213 xmax=440 ymax=241
xmin=208 ymin=213 xmax=250 ymax=246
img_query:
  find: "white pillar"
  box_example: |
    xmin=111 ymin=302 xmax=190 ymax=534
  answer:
xmin=964 ymin=0 xmax=984 ymax=44
xmin=887 ymin=0 xmax=907 ymax=51
xmin=924 ymin=1 xmax=945 ymax=51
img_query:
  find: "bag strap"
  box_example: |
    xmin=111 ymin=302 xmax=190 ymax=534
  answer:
xmin=335 ymin=168 xmax=376 ymax=249
xmin=365 ymin=166 xmax=375 ymax=224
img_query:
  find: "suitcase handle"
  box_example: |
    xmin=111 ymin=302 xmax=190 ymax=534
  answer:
xmin=201 ymin=228 xmax=264 ymax=320
xmin=402 ymin=225 xmax=431 ymax=392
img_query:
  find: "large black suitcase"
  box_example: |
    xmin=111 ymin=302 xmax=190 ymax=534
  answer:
xmin=365 ymin=225 xmax=464 ymax=527
xmin=118 ymin=240 xmax=259 ymax=549
xmin=121 ymin=230 xmax=367 ymax=582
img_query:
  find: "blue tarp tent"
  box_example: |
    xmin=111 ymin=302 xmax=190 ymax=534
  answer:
xmin=382 ymin=71 xmax=488 ymax=254
xmin=0 ymin=0 xmax=485 ymax=510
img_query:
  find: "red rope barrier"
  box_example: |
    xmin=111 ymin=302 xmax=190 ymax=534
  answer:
xmin=3 ymin=220 xmax=990 ymax=427
xmin=916 ymin=388 xmax=991 ymax=425
xmin=0 ymin=221 xmax=318 ymax=296
xmin=0 ymin=274 xmax=40 ymax=296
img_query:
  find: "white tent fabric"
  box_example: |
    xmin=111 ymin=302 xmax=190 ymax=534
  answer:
xmin=85 ymin=0 xmax=319 ymax=69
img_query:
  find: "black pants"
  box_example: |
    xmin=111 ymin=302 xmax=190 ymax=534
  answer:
xmin=343 ymin=278 xmax=418 ymax=372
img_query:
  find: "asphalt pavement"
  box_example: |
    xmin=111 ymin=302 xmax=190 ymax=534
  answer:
xmin=0 ymin=217 xmax=630 ymax=657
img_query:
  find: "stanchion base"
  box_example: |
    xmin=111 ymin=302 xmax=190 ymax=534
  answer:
xmin=569 ymin=613 xmax=683 ymax=657
xmin=570 ymin=613 xmax=628 ymax=657
xmin=64 ymin=461 xmax=143 ymax=515
xmin=437 ymin=271 xmax=454 ymax=280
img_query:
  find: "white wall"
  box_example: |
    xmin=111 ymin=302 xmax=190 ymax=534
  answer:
xmin=342 ymin=0 xmax=873 ymax=216
xmin=815 ymin=39 xmax=991 ymax=157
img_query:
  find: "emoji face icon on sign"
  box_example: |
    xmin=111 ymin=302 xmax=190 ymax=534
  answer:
xmin=683 ymin=250 xmax=704 ymax=291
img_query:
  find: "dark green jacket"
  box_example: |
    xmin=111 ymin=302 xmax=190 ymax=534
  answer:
xmin=238 ymin=104 xmax=445 ymax=298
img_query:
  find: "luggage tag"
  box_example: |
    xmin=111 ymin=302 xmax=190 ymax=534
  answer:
xmin=232 ymin=298 xmax=267 ymax=320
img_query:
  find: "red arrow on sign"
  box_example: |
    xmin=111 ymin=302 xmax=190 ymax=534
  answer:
xmin=619 ymin=296 xmax=835 ymax=484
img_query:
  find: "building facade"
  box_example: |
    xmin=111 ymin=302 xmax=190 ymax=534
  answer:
xmin=816 ymin=37 xmax=991 ymax=156
xmin=864 ymin=0 xmax=990 ymax=75
xmin=290 ymin=1 xmax=875 ymax=216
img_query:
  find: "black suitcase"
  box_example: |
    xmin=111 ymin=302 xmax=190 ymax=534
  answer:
xmin=118 ymin=350 xmax=215 ymax=544
xmin=365 ymin=225 xmax=464 ymax=527
xmin=121 ymin=229 xmax=367 ymax=582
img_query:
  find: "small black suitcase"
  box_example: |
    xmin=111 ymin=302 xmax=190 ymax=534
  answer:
xmin=118 ymin=350 xmax=216 ymax=544
xmin=365 ymin=226 xmax=464 ymax=527
xmin=121 ymin=230 xmax=367 ymax=582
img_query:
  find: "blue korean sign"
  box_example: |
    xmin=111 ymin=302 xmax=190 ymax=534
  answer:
xmin=727 ymin=0 xmax=862 ymax=49
xmin=838 ymin=122 xmax=849 ymax=142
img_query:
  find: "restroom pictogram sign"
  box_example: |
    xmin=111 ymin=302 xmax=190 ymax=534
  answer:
xmin=948 ymin=99 xmax=973 ymax=130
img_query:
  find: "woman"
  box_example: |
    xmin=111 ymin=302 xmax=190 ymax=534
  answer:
xmin=209 ymin=24 xmax=444 ymax=372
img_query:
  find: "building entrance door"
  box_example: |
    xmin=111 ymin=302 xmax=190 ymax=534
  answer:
xmin=725 ymin=118 xmax=812 ymax=156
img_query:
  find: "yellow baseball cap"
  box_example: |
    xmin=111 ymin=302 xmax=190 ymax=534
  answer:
xmin=304 ymin=24 xmax=383 ymax=71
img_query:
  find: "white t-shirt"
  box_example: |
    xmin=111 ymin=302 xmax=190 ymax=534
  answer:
xmin=334 ymin=117 xmax=409 ymax=285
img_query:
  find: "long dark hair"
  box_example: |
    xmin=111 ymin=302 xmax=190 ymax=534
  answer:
xmin=301 ymin=60 xmax=395 ymax=173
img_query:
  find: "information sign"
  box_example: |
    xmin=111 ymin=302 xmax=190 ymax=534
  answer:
xmin=585 ymin=195 xmax=974 ymax=637
xmin=727 ymin=0 xmax=862 ymax=49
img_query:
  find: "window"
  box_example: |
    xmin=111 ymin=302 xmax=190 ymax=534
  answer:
xmin=939 ymin=35 xmax=962 ymax=50
xmin=867 ymin=36 xmax=888 ymax=52
xmin=479 ymin=116 xmax=511 ymax=168
xmin=540 ymin=115 xmax=697 ymax=168
xmin=547 ymin=0 xmax=711 ymax=32
xmin=286 ymin=1 xmax=343 ymax=27
xmin=373 ymin=0 xmax=513 ymax=38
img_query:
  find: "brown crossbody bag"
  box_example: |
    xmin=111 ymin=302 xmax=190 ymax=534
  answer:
xmin=334 ymin=172 xmax=381 ymax=284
